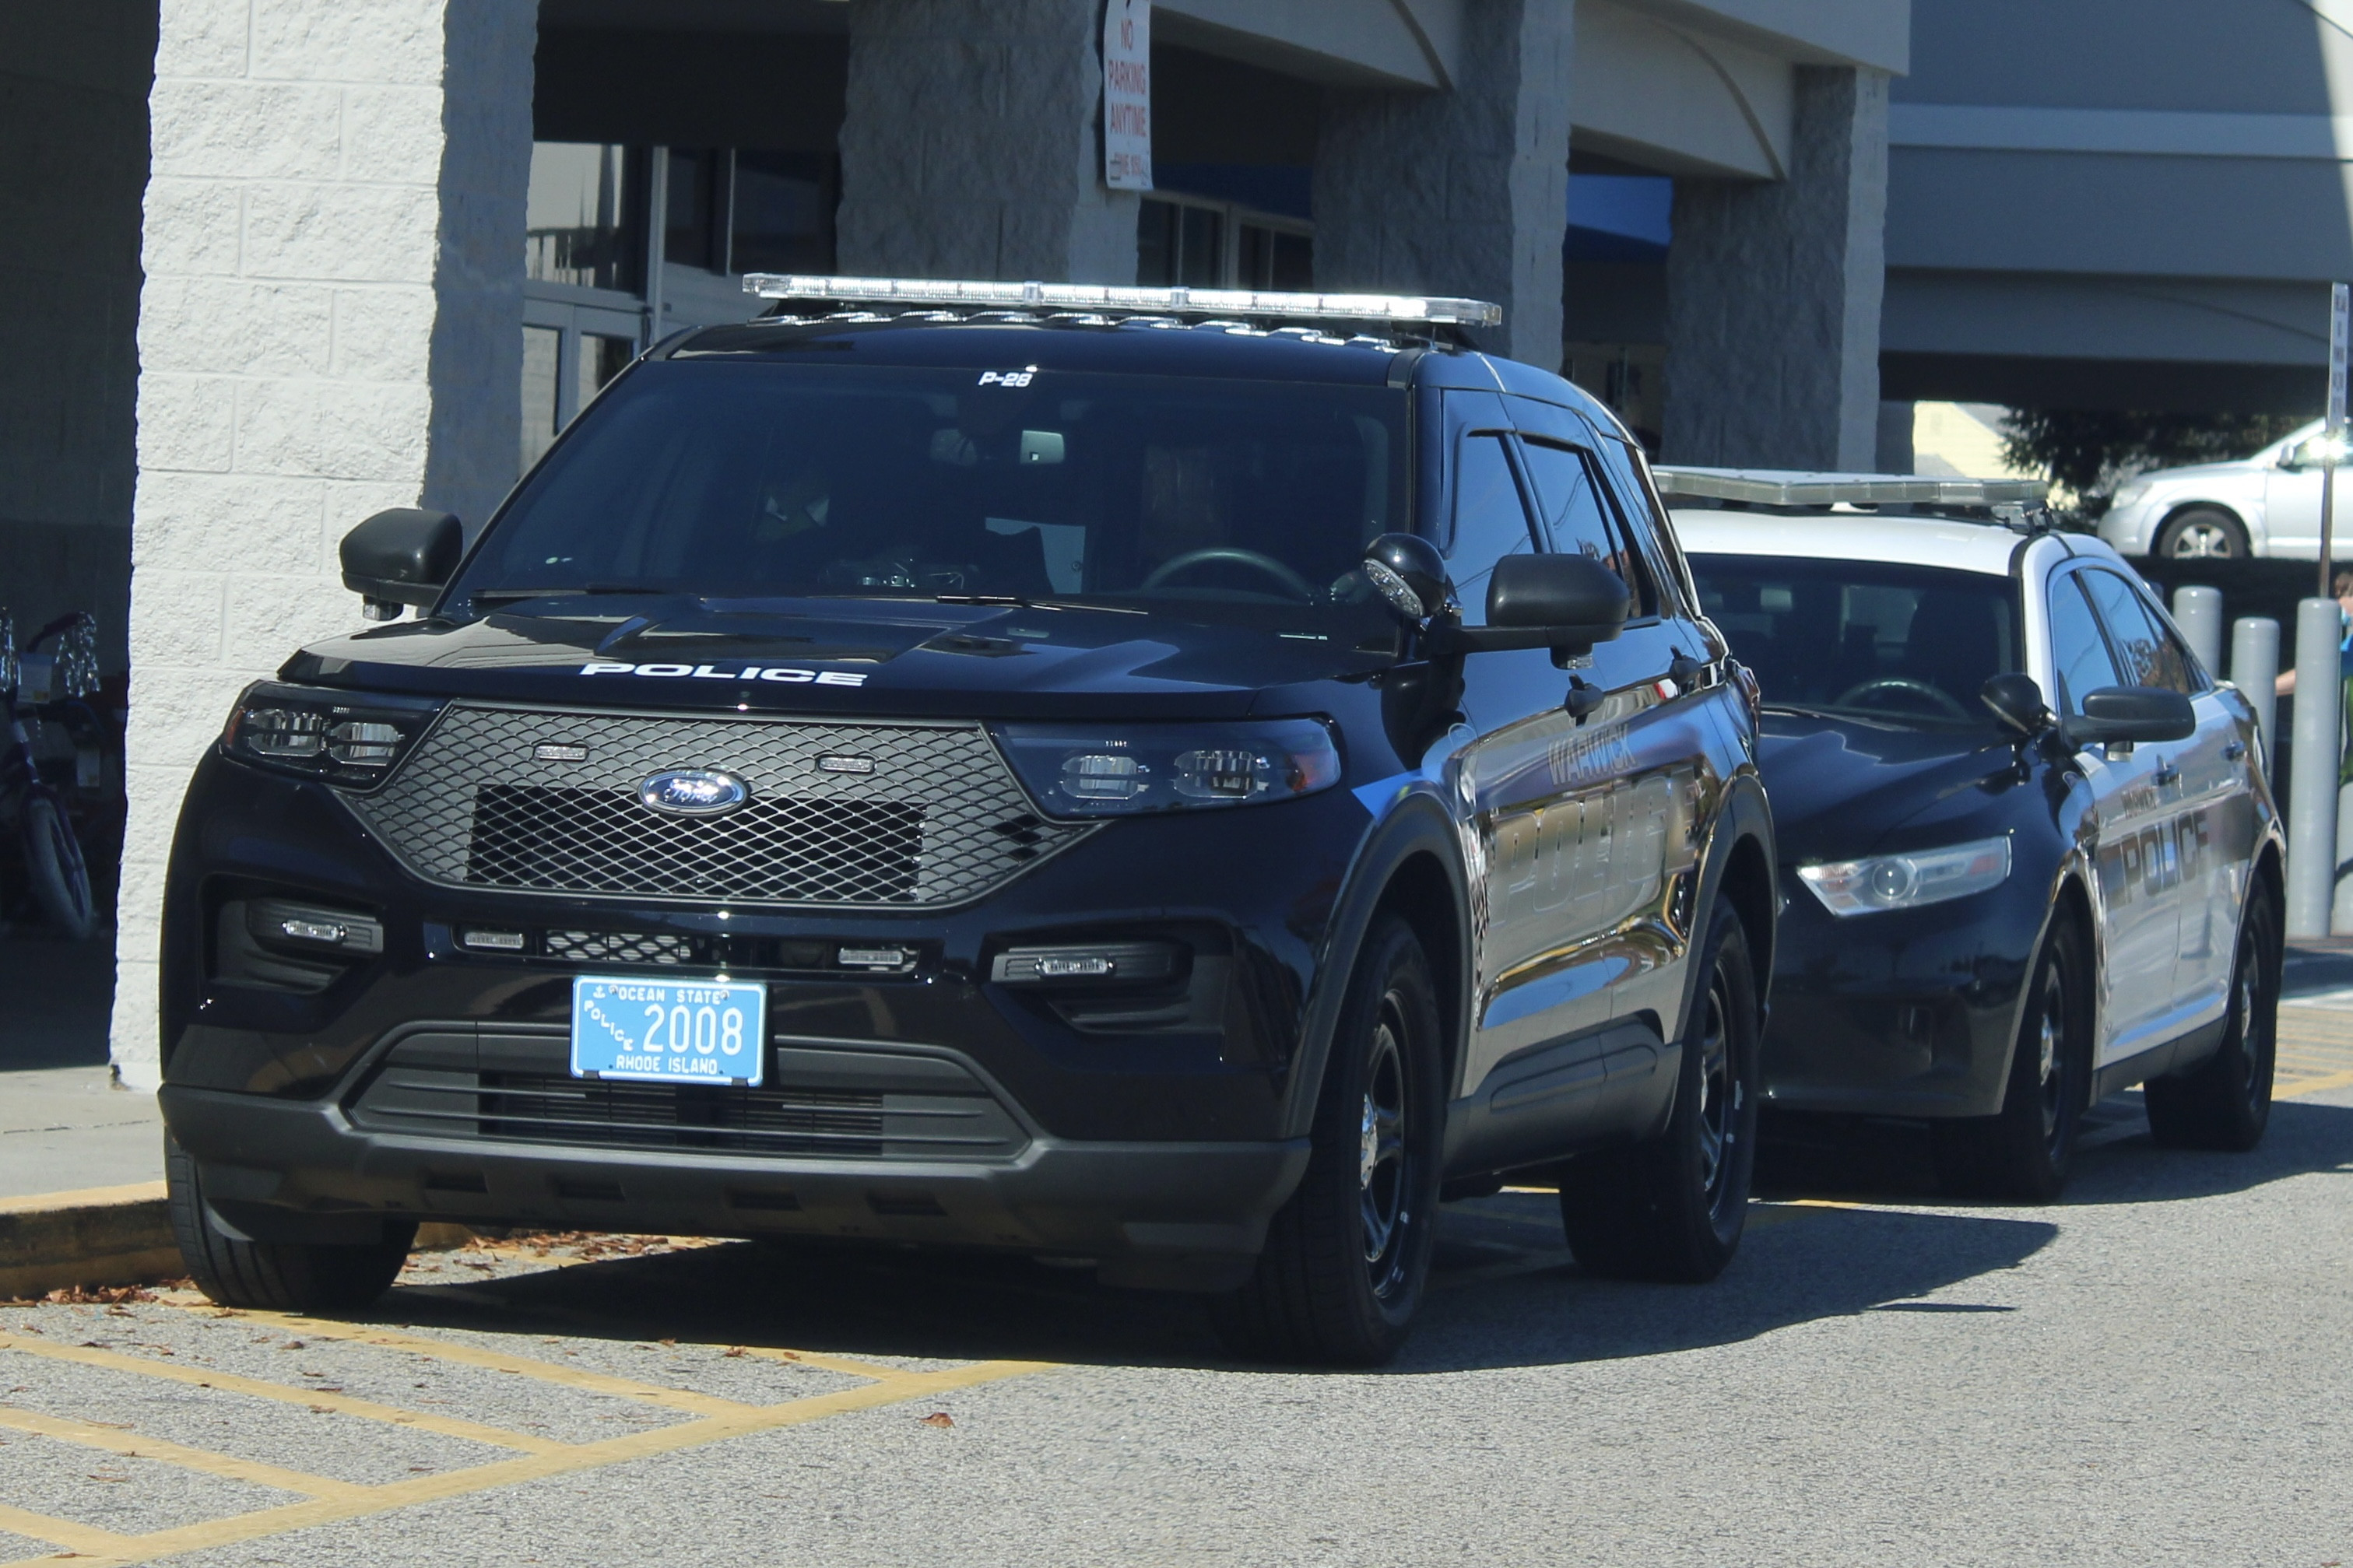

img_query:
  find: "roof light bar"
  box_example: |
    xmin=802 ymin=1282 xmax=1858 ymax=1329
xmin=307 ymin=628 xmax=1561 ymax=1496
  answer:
xmin=1652 ymin=466 xmax=2048 ymax=507
xmin=742 ymin=273 xmax=1504 ymax=328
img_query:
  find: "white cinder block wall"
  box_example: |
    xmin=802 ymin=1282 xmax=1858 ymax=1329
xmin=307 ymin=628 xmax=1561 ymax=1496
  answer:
xmin=116 ymin=0 xmax=533 ymax=1089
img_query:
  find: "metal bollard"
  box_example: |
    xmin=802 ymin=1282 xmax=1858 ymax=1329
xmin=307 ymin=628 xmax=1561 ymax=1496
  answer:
xmin=2232 ymin=616 xmax=2280 ymax=777
xmin=2173 ymin=585 xmax=2224 ymax=676
xmin=2288 ymin=597 xmax=2343 ymax=938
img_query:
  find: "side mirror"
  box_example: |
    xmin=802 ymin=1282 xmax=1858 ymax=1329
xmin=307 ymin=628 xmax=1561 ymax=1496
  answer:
xmin=1435 ymin=553 xmax=1629 ymax=657
xmin=1980 ymin=672 xmax=2053 ymax=737
xmin=341 ymin=509 xmax=462 ymax=620
xmin=2061 ymin=685 xmax=2196 ymax=749
xmin=1361 ymin=533 xmax=1451 ymax=623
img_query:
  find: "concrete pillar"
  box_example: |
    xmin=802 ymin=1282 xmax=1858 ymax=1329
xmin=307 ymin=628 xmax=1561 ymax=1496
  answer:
xmin=1312 ymin=0 xmax=1575 ymax=370
xmin=837 ymin=0 xmax=1139 ymax=284
xmin=1662 ymin=65 xmax=1891 ymax=470
xmin=116 ymin=0 xmax=535 ymax=1089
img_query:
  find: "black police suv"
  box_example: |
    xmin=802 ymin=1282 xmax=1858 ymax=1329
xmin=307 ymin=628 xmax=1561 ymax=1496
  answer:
xmin=159 ymin=286 xmax=1775 ymax=1363
xmin=1674 ymin=491 xmax=2283 ymax=1202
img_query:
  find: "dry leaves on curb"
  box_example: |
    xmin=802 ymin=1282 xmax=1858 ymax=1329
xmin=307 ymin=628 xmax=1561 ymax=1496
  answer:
xmin=918 ymin=1412 xmax=954 ymax=1429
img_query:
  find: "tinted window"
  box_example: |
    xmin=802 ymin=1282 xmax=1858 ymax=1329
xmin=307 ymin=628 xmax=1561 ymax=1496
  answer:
xmin=1448 ymin=430 xmax=1535 ymax=626
xmin=1687 ymin=555 xmax=2020 ymax=727
xmin=2049 ymin=574 xmax=2123 ymax=715
xmin=2080 ymin=570 xmax=2197 ymax=693
xmin=1593 ymin=435 xmax=1691 ymax=615
xmin=1515 ymin=439 xmax=1654 ymax=616
xmin=458 ymin=361 xmax=1407 ymax=627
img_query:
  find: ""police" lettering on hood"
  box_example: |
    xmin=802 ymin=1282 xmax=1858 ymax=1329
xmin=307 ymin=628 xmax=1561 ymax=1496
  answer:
xmin=578 ymin=662 xmax=869 ymax=686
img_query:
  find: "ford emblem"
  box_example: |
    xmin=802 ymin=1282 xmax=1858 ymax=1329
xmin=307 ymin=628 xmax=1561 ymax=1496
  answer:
xmin=637 ymin=769 xmax=750 ymax=816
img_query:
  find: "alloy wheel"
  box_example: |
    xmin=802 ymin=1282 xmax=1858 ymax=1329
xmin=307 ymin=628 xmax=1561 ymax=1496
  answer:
xmin=1695 ymin=966 xmax=1737 ymax=1204
xmin=2035 ymin=965 xmax=2068 ymax=1155
xmin=2166 ymin=519 xmax=2237 ymax=558
xmin=1358 ymin=998 xmax=1411 ymax=1297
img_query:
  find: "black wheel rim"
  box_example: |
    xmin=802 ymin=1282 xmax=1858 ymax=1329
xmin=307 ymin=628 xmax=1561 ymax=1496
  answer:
xmin=1696 ymin=963 xmax=1737 ymax=1207
xmin=2234 ymin=919 xmax=2272 ymax=1113
xmin=1359 ymin=991 xmax=1412 ymax=1298
xmin=2033 ymin=960 xmax=2069 ymax=1156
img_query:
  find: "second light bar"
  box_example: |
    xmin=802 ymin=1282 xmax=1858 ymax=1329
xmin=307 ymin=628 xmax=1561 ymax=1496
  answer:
xmin=742 ymin=272 xmax=1504 ymax=328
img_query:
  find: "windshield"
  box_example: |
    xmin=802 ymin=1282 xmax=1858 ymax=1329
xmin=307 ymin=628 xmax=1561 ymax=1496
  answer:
xmin=453 ymin=360 xmax=1409 ymax=628
xmin=1689 ymin=554 xmax=2021 ymax=728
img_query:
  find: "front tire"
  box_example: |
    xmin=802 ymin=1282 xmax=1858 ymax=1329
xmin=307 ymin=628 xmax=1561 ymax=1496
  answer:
xmin=2154 ymin=506 xmax=2249 ymax=560
xmin=167 ymin=1131 xmax=413 ymax=1312
xmin=1212 ymin=914 xmax=1443 ymax=1366
xmin=2146 ymin=888 xmax=2281 ymax=1151
xmin=1557 ymin=901 xmax=1761 ymax=1282
xmin=1933 ymin=921 xmax=2090 ymax=1201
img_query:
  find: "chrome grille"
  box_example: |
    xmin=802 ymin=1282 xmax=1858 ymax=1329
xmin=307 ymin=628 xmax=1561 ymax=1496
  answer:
xmin=339 ymin=707 xmax=1083 ymax=908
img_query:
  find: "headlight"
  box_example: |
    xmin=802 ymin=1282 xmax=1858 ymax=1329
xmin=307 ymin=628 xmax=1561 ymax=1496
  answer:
xmin=2110 ymin=479 xmax=2151 ymax=510
xmin=221 ymin=682 xmax=441 ymax=787
xmin=994 ymin=718 xmax=1341 ymax=818
xmin=1796 ymin=834 xmax=2011 ymax=917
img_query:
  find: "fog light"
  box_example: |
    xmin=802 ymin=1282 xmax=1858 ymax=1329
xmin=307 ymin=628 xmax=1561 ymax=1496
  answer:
xmin=992 ymin=942 xmax=1182 ymax=985
xmin=459 ymin=928 xmax=527 ymax=952
xmin=838 ymin=945 xmax=917 ymax=972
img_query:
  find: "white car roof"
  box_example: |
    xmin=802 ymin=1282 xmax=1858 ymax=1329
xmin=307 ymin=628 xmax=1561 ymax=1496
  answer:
xmin=1670 ymin=509 xmax=2027 ymax=577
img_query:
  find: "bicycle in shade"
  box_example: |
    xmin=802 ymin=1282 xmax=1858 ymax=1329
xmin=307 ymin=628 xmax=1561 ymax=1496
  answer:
xmin=0 ymin=609 xmax=101 ymax=940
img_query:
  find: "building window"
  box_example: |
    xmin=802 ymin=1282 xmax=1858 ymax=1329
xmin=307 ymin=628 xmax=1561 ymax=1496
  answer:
xmin=664 ymin=148 xmax=725 ymax=272
xmin=729 ymin=150 xmax=835 ymax=275
xmin=1138 ymin=195 xmax=1308 ymax=289
xmin=525 ymin=142 xmax=640 ymax=293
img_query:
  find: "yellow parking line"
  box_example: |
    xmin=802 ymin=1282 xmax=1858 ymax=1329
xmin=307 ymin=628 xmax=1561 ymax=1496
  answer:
xmin=0 ymin=1501 xmax=134 ymax=1558
xmin=722 ymin=1344 xmax=941 ymax=1382
xmin=0 ymin=1405 xmax=367 ymax=1502
xmin=226 ymin=1310 xmax=766 ymax=1418
xmin=0 ymin=1331 xmax=565 ymax=1456
xmin=0 ymin=1359 xmax=1051 ymax=1568
xmin=2278 ymin=1068 xmax=2353 ymax=1099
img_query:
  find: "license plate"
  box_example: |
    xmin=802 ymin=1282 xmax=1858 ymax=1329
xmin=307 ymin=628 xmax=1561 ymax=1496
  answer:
xmin=570 ymin=976 xmax=767 ymax=1086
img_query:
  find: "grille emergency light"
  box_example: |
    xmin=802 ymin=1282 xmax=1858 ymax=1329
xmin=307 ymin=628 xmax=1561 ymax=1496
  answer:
xmin=1653 ymin=468 xmax=2049 ymax=507
xmin=743 ymin=273 xmax=1504 ymax=328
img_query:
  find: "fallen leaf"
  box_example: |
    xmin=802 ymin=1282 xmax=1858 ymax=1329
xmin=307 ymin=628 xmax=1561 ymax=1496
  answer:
xmin=722 ymin=1347 xmax=746 ymax=1359
xmin=919 ymin=1412 xmax=954 ymax=1428
xmin=658 ymin=1338 xmax=677 ymax=1348
xmin=283 ymin=1341 xmax=306 ymax=1351
xmin=308 ymin=1404 xmax=332 ymax=1415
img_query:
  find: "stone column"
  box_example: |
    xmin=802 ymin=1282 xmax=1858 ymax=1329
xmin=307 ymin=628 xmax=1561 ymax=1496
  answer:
xmin=1663 ymin=65 xmax=1890 ymax=470
xmin=116 ymin=0 xmax=535 ymax=1089
xmin=837 ymin=0 xmax=1139 ymax=284
xmin=1312 ymin=0 xmax=1575 ymax=370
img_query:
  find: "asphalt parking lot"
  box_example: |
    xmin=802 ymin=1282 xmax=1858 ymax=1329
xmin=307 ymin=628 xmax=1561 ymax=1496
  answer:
xmin=4 ymin=1012 xmax=2351 ymax=1568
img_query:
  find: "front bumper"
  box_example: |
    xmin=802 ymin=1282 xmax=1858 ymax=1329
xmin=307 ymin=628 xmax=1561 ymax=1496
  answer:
xmin=1758 ymin=868 xmax=2040 ymax=1120
xmin=163 ymin=1066 xmax=1306 ymax=1291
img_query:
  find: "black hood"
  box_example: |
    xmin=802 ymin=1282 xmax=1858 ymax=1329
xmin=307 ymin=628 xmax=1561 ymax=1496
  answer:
xmin=1757 ymin=710 xmax=2028 ymax=865
xmin=279 ymin=595 xmax=1392 ymax=721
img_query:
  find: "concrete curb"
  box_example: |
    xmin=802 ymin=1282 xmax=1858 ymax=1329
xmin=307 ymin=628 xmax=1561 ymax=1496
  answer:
xmin=0 ymin=1182 xmax=177 ymax=1299
xmin=0 ymin=1183 xmax=479 ymax=1300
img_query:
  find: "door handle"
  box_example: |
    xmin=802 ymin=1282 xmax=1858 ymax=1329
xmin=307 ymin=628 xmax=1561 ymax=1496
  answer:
xmin=1666 ymin=653 xmax=1706 ymax=690
xmin=1564 ymin=677 xmax=1606 ymax=723
xmin=2152 ymin=759 xmax=2181 ymax=787
xmin=2222 ymin=741 xmax=2246 ymax=762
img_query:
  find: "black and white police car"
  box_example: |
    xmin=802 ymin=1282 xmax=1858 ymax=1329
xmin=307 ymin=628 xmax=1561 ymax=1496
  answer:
xmin=1668 ymin=468 xmax=2284 ymax=1200
xmin=156 ymin=276 xmax=1779 ymax=1365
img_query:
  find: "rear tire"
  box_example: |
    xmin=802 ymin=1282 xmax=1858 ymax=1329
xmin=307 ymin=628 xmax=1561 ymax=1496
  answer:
xmin=2154 ymin=506 xmax=2249 ymax=560
xmin=21 ymin=795 xmax=93 ymax=940
xmin=167 ymin=1131 xmax=412 ymax=1312
xmin=1933 ymin=921 xmax=2089 ymax=1201
xmin=2146 ymin=888 xmax=2281 ymax=1152
xmin=1212 ymin=914 xmax=1443 ymax=1366
xmin=1557 ymin=901 xmax=1761 ymax=1282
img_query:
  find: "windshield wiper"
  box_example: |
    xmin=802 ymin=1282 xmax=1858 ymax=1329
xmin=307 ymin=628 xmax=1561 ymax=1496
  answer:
xmin=468 ymin=584 xmax=685 ymax=606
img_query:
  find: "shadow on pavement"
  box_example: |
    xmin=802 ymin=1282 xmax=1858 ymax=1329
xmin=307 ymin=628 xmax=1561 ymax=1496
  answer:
xmin=356 ymin=1189 xmax=2057 ymax=1377
xmin=1760 ymin=1093 xmax=2353 ymax=1210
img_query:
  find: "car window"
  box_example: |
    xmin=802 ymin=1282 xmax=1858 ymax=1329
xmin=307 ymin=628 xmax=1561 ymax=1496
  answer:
xmin=1686 ymin=554 xmax=2019 ymax=727
xmin=1514 ymin=438 xmax=1656 ymax=617
xmin=455 ymin=360 xmax=1407 ymax=630
xmin=2079 ymin=570 xmax=2197 ymax=694
xmin=1449 ymin=430 xmax=1536 ymax=626
xmin=1593 ymin=436 xmax=1693 ymax=616
xmin=2049 ymin=573 xmax=2123 ymax=716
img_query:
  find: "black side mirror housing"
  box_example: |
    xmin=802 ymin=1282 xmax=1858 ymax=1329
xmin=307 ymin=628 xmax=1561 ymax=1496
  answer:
xmin=1980 ymin=672 xmax=2053 ymax=736
xmin=341 ymin=509 xmax=462 ymax=619
xmin=2061 ymin=685 xmax=2197 ymax=748
xmin=1436 ymin=554 xmax=1631 ymax=658
xmin=1361 ymin=532 xmax=1452 ymax=623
